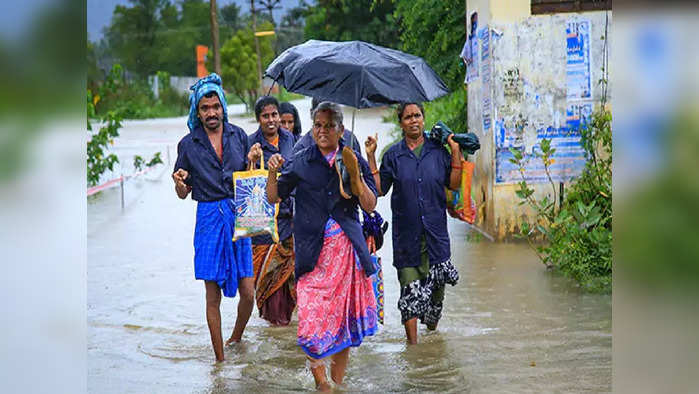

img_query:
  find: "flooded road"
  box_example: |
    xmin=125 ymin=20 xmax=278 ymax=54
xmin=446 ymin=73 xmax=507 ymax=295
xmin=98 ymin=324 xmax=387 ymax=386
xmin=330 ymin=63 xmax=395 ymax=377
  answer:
xmin=88 ymin=98 xmax=611 ymax=392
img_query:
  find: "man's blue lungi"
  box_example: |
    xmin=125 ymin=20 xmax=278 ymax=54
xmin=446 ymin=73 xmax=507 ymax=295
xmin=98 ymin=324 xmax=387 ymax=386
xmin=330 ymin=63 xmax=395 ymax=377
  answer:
xmin=193 ymin=199 xmax=253 ymax=297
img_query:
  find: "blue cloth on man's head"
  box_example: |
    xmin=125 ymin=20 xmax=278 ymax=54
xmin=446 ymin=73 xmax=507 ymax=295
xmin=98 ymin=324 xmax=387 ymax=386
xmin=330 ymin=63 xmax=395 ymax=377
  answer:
xmin=187 ymin=73 xmax=229 ymax=132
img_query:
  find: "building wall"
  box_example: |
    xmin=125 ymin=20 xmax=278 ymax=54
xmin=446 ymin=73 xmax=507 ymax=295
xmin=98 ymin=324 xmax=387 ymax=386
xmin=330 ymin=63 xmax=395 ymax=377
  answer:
xmin=490 ymin=0 xmax=530 ymax=22
xmin=466 ymin=0 xmax=611 ymax=240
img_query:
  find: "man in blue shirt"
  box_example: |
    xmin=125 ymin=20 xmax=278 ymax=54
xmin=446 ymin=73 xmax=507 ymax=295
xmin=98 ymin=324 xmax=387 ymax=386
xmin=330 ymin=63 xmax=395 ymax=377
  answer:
xmin=172 ymin=74 xmax=256 ymax=362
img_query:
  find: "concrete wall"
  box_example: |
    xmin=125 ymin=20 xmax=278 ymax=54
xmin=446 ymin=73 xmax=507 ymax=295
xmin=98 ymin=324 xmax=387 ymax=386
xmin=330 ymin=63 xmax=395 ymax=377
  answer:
xmin=465 ymin=0 xmax=495 ymax=238
xmin=466 ymin=0 xmax=611 ymax=240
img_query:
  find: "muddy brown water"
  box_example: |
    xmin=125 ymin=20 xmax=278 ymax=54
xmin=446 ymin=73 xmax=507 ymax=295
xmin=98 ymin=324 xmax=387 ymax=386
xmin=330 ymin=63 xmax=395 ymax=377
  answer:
xmin=88 ymin=98 xmax=611 ymax=392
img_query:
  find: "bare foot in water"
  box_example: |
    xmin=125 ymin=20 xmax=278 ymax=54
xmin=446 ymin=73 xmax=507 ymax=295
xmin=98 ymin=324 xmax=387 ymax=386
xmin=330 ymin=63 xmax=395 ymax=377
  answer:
xmin=225 ymin=336 xmax=240 ymax=347
xmin=316 ymin=381 xmax=332 ymax=392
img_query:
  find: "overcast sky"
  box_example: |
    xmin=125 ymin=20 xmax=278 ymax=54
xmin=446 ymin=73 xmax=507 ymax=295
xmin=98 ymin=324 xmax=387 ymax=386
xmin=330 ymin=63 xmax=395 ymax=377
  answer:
xmin=87 ymin=0 xmax=304 ymax=42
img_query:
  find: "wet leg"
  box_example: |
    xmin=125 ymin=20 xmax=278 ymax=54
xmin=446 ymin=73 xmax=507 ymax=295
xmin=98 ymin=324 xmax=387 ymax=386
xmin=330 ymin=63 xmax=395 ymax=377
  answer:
xmin=204 ymin=281 xmax=224 ymax=361
xmin=330 ymin=347 xmax=350 ymax=385
xmin=404 ymin=317 xmax=418 ymax=344
xmin=227 ymin=277 xmax=255 ymax=344
xmin=426 ymin=285 xmax=445 ymax=331
xmin=308 ymin=356 xmax=331 ymax=391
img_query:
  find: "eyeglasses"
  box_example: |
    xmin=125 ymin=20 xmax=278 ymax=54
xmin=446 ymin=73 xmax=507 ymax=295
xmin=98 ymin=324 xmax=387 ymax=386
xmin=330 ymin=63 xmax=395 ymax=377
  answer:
xmin=313 ymin=123 xmax=338 ymax=132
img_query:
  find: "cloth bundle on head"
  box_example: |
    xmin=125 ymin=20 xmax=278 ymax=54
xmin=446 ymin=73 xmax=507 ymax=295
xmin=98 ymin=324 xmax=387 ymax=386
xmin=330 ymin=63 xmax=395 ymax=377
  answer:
xmin=187 ymin=73 xmax=229 ymax=132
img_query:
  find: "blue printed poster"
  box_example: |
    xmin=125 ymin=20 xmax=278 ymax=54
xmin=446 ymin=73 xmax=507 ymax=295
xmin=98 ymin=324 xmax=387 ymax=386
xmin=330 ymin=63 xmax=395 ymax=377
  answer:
xmin=566 ymin=19 xmax=592 ymax=101
xmin=480 ymin=27 xmax=491 ymax=132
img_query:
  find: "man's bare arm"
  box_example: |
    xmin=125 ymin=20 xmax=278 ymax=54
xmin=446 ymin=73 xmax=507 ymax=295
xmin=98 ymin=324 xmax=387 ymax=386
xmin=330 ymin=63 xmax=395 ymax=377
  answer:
xmin=173 ymin=169 xmax=192 ymax=199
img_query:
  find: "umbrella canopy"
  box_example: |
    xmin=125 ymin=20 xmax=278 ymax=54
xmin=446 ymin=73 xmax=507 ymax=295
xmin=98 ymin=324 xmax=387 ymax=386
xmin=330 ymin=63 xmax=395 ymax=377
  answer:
xmin=264 ymin=40 xmax=450 ymax=109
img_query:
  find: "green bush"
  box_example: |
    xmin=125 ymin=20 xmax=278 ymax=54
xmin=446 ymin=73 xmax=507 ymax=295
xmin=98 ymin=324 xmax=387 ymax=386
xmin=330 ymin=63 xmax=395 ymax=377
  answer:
xmin=423 ymin=87 xmax=468 ymax=138
xmin=87 ymin=88 xmax=121 ymax=187
xmin=511 ymin=109 xmax=612 ymax=292
xmin=88 ymin=65 xmax=165 ymax=187
xmin=93 ymin=65 xmax=188 ymax=120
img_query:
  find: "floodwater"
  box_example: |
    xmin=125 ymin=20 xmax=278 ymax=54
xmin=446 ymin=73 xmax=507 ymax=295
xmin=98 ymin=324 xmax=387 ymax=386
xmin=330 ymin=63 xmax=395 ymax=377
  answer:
xmin=88 ymin=98 xmax=611 ymax=393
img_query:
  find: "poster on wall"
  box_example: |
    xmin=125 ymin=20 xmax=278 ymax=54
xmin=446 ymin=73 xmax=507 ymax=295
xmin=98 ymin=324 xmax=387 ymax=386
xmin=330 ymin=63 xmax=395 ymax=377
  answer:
xmin=493 ymin=18 xmax=594 ymax=184
xmin=464 ymin=11 xmax=479 ymax=83
xmin=494 ymin=101 xmax=590 ymax=184
xmin=480 ymin=26 xmax=491 ymax=132
xmin=565 ymin=101 xmax=593 ymax=131
xmin=494 ymin=113 xmax=589 ymax=184
xmin=566 ymin=18 xmax=592 ymax=101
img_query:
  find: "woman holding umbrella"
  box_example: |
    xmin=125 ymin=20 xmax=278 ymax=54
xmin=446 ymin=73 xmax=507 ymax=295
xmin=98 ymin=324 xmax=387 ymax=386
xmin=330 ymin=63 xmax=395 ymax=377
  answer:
xmin=266 ymin=101 xmax=379 ymax=390
xmin=364 ymin=102 xmax=462 ymax=344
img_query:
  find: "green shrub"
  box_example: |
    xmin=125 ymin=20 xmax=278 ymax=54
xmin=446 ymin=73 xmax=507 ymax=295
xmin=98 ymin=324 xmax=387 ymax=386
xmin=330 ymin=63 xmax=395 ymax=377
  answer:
xmin=93 ymin=66 xmax=188 ymax=120
xmin=88 ymin=65 xmax=165 ymax=187
xmin=511 ymin=109 xmax=612 ymax=292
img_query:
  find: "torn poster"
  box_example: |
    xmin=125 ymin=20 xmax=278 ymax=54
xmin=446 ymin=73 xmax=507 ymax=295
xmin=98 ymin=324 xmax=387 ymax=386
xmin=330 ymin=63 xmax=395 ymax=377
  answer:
xmin=566 ymin=18 xmax=592 ymax=101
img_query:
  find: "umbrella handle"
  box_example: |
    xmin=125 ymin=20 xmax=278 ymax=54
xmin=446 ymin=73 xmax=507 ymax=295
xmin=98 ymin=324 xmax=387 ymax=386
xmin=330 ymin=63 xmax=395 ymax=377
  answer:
xmin=266 ymin=79 xmax=276 ymax=96
xmin=350 ymin=109 xmax=356 ymax=150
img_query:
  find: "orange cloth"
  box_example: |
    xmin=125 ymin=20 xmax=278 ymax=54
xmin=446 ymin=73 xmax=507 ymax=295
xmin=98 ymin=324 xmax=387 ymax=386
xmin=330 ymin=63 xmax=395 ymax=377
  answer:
xmin=252 ymin=237 xmax=296 ymax=325
xmin=268 ymin=134 xmax=279 ymax=148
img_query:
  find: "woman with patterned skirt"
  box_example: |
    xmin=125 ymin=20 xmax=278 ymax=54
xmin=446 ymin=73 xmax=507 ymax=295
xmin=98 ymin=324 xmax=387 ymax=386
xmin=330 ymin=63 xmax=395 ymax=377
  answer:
xmin=266 ymin=101 xmax=379 ymax=391
xmin=247 ymin=96 xmax=297 ymax=326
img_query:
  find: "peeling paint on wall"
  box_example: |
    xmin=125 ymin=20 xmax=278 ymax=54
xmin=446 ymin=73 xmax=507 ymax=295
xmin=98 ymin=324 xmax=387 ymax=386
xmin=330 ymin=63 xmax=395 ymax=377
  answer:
xmin=465 ymin=8 xmax=611 ymax=239
xmin=485 ymin=12 xmax=611 ymax=185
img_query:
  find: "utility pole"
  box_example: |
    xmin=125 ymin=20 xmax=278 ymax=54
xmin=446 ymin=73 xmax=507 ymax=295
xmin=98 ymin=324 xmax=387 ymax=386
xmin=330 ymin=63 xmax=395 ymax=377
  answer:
xmin=257 ymin=0 xmax=281 ymax=26
xmin=251 ymin=0 xmax=263 ymax=94
xmin=210 ymin=0 xmax=221 ymax=75
xmin=257 ymin=0 xmax=281 ymax=54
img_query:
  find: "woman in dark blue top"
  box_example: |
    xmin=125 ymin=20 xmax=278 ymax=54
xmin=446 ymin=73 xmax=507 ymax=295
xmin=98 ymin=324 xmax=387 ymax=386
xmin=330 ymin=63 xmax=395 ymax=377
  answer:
xmin=246 ymin=96 xmax=298 ymax=326
xmin=365 ymin=102 xmax=462 ymax=345
xmin=279 ymin=101 xmax=302 ymax=143
xmin=266 ymin=102 xmax=379 ymax=391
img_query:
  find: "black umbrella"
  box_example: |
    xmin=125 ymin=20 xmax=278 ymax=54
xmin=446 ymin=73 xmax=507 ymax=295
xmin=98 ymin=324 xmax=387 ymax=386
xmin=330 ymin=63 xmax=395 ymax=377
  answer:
xmin=264 ymin=40 xmax=451 ymax=205
xmin=264 ymin=40 xmax=450 ymax=109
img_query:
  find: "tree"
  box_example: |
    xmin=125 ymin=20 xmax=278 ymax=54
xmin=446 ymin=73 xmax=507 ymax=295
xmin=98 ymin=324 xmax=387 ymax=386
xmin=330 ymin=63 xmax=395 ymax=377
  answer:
xmin=105 ymin=0 xmax=166 ymax=76
xmin=257 ymin=0 xmax=282 ymax=26
xmin=303 ymin=0 xmax=400 ymax=49
xmin=215 ymin=22 xmax=276 ymax=111
xmin=250 ymin=0 xmax=264 ymax=92
xmin=105 ymin=0 xmax=213 ymax=77
xmin=220 ymin=3 xmax=242 ymax=29
xmin=277 ymin=4 xmax=306 ymax=52
xmin=88 ymin=42 xmax=101 ymax=93
xmin=220 ymin=2 xmax=242 ymax=43
xmin=154 ymin=1 xmax=191 ymax=75
xmin=393 ymin=0 xmax=466 ymax=91
xmin=210 ymin=0 xmax=221 ymax=75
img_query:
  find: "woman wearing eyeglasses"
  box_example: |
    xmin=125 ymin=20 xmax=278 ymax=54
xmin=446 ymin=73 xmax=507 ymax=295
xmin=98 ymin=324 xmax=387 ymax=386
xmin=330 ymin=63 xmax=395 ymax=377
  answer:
xmin=266 ymin=101 xmax=379 ymax=391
